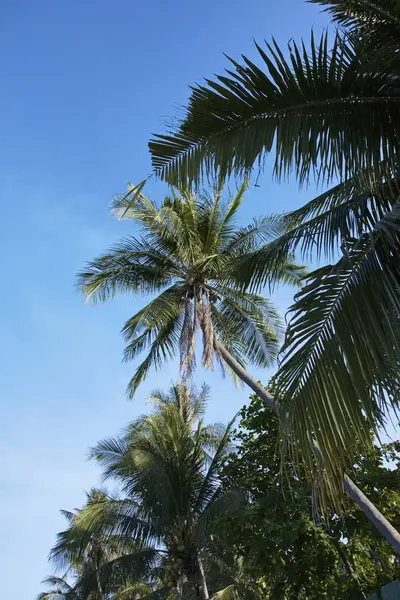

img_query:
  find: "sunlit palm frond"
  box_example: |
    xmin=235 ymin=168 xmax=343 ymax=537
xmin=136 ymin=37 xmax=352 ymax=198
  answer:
xmin=212 ymin=584 xmax=262 ymax=600
xmin=73 ymin=498 xmax=156 ymax=548
xmin=148 ymin=382 xmax=210 ymax=426
xmin=77 ymin=237 xmax=180 ymax=303
xmin=209 ymin=285 xmax=282 ymax=368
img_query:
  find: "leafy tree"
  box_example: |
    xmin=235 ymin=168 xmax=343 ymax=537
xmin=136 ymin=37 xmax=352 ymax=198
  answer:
xmin=77 ymin=181 xmax=303 ymax=397
xmin=49 ymin=384 xmax=243 ymax=600
xmin=215 ymin=393 xmax=400 ymax=598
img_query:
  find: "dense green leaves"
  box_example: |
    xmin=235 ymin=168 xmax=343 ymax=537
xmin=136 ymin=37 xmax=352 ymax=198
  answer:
xmin=216 ymin=394 xmax=400 ymax=599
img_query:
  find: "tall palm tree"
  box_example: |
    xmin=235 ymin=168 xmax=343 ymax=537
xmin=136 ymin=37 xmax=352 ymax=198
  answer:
xmin=37 ymin=575 xmax=81 ymax=600
xmin=50 ymin=384 xmax=243 ymax=600
xmin=78 ymin=181 xmax=303 ymax=398
xmin=39 ymin=491 xmax=147 ymax=600
xmin=205 ymin=555 xmax=265 ymax=600
xmin=146 ymin=0 xmax=400 ymax=551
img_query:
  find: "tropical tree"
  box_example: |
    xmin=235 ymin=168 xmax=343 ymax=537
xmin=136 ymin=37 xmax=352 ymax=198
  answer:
xmin=49 ymin=384 xmax=243 ymax=600
xmin=216 ymin=393 xmax=400 ymax=599
xmin=37 ymin=575 xmax=82 ymax=600
xmin=146 ymin=0 xmax=400 ymax=549
xmin=78 ymin=181 xmax=303 ymax=398
xmin=205 ymin=555 xmax=265 ymax=600
xmin=38 ymin=490 xmax=147 ymax=600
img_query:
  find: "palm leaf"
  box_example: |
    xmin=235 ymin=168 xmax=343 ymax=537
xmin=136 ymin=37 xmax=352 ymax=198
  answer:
xmin=74 ymin=549 xmax=160 ymax=598
xmin=195 ymin=488 xmax=245 ymax=548
xmin=149 ymin=32 xmax=400 ymax=186
xmin=277 ymin=205 xmax=400 ymax=504
xmin=209 ymin=285 xmax=282 ymax=367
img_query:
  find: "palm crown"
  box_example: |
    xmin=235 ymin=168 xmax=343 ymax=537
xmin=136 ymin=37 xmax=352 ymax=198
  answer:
xmin=78 ymin=181 xmax=303 ymax=397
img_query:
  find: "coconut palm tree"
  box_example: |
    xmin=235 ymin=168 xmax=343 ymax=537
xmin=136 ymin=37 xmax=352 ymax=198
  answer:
xmin=37 ymin=575 xmax=82 ymax=600
xmin=38 ymin=490 xmax=149 ymax=600
xmin=146 ymin=0 xmax=400 ymax=551
xmin=50 ymin=384 xmax=243 ymax=600
xmin=78 ymin=181 xmax=303 ymax=398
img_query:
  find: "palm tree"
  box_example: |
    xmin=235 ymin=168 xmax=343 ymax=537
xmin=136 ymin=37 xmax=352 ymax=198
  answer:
xmin=50 ymin=384 xmax=243 ymax=600
xmin=40 ymin=491 xmax=148 ymax=600
xmin=146 ymin=0 xmax=400 ymax=551
xmin=37 ymin=575 xmax=82 ymax=600
xmin=78 ymin=181 xmax=303 ymax=398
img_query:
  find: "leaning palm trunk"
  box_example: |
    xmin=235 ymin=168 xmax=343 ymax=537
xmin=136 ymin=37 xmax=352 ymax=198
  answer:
xmin=197 ymin=557 xmax=209 ymax=600
xmin=215 ymin=341 xmax=400 ymax=554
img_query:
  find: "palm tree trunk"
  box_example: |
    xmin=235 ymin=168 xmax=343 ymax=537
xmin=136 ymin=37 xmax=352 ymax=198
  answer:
xmin=198 ymin=556 xmax=209 ymax=600
xmin=215 ymin=340 xmax=400 ymax=554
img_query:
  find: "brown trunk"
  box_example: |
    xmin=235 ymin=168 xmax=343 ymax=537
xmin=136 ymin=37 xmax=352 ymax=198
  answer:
xmin=215 ymin=340 xmax=400 ymax=555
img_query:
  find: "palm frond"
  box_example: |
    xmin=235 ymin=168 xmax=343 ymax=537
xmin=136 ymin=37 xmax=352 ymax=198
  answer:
xmin=277 ymin=205 xmax=400 ymax=505
xmin=220 ymin=179 xmax=249 ymax=232
xmin=125 ymin=314 xmax=182 ymax=398
xmin=75 ymin=549 xmax=160 ymax=599
xmin=195 ymin=489 xmax=245 ymax=548
xmin=236 ymin=173 xmax=398 ymax=292
xmin=149 ymin=32 xmax=400 ymax=186
xmin=38 ymin=576 xmax=79 ymax=600
xmin=73 ymin=498 xmax=155 ymax=547
xmin=77 ymin=237 xmax=180 ymax=303
xmin=195 ymin=418 xmax=236 ymax=513
xmin=311 ymin=0 xmax=400 ymax=54
xmin=209 ymin=285 xmax=282 ymax=367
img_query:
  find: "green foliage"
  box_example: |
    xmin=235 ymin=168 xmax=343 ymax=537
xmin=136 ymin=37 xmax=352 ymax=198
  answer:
xmin=215 ymin=393 xmax=400 ymax=599
xmin=78 ymin=182 xmax=303 ymax=397
xmin=41 ymin=385 xmax=244 ymax=600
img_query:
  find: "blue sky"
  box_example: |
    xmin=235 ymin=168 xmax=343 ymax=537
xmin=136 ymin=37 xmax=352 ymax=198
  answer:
xmin=0 ymin=1 xmax=330 ymax=597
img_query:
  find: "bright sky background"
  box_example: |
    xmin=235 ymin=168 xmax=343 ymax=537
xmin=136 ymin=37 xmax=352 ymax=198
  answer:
xmin=0 ymin=1 xmax=332 ymax=597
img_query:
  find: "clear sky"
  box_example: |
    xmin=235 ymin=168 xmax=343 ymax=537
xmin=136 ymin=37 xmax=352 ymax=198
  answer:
xmin=0 ymin=1 xmax=330 ymax=597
